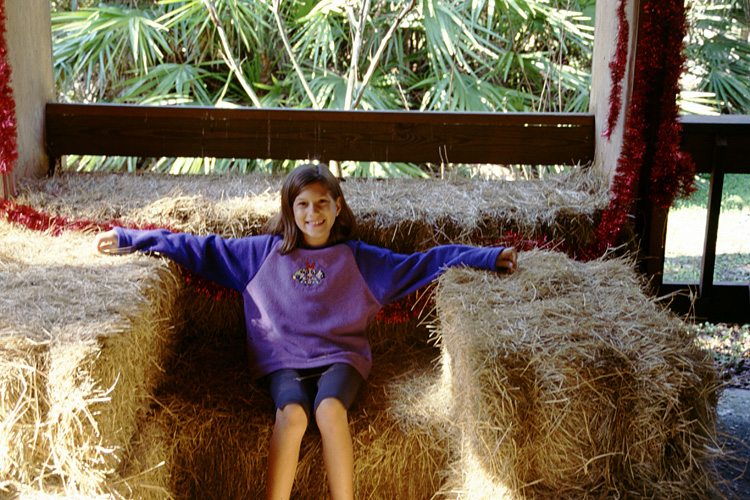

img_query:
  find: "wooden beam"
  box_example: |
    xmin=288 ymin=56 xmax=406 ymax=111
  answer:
xmin=46 ymin=103 xmax=595 ymax=166
xmin=699 ymin=151 xmax=724 ymax=299
xmin=679 ymin=114 xmax=750 ymax=174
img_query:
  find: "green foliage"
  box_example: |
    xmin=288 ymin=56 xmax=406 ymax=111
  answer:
xmin=51 ymin=0 xmax=749 ymax=176
xmin=673 ymin=173 xmax=750 ymax=211
xmin=51 ymin=0 xmax=596 ymax=175
xmin=53 ymin=4 xmax=173 ymax=101
xmin=692 ymin=323 xmax=749 ymax=367
xmin=683 ymin=0 xmax=750 ymax=114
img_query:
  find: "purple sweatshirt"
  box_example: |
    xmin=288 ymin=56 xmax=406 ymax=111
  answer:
xmin=115 ymin=228 xmax=504 ymax=380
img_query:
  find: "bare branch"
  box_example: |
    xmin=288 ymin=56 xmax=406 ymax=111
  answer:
xmin=201 ymin=0 xmax=262 ymax=108
xmin=353 ymin=0 xmax=417 ymax=109
xmin=345 ymin=0 xmax=371 ymax=110
xmin=272 ymin=0 xmax=320 ymax=109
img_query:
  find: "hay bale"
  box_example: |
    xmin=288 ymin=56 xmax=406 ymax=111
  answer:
xmin=0 ymin=220 xmax=155 ymax=340
xmin=0 ymin=220 xmax=166 ymax=497
xmin=0 ymin=336 xmax=47 ymax=492
xmin=345 ymin=169 xmax=608 ymax=252
xmin=434 ymin=249 xmax=721 ymax=499
xmin=121 ymin=386 xmax=447 ymax=500
xmin=7 ymin=487 xmax=113 ymax=500
xmin=120 ymin=392 xmax=447 ymax=500
xmin=16 ymin=168 xmax=609 ymax=251
xmin=118 ymin=393 xmax=273 ymax=500
xmin=0 ymin=221 xmax=258 ymax=498
xmin=353 ymin=321 xmax=450 ymax=500
xmin=110 ymin=410 xmax=173 ymax=500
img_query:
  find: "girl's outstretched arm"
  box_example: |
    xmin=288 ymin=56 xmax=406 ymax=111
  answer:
xmin=93 ymin=227 xmax=277 ymax=292
xmin=352 ymin=241 xmax=513 ymax=306
xmin=495 ymin=247 xmax=518 ymax=274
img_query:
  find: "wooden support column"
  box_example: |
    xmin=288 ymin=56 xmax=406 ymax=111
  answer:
xmin=4 ymin=0 xmax=55 ymax=194
xmin=589 ymin=0 xmax=641 ymax=186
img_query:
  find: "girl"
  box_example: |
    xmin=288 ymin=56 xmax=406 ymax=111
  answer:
xmin=95 ymin=163 xmax=517 ymax=500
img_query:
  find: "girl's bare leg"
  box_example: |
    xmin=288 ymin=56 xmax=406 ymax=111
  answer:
xmin=266 ymin=403 xmax=308 ymax=500
xmin=315 ymin=398 xmax=354 ymax=500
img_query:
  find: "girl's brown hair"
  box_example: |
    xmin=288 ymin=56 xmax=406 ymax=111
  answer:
xmin=264 ymin=163 xmax=357 ymax=254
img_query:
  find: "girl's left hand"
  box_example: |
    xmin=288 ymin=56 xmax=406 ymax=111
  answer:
xmin=95 ymin=230 xmax=119 ymax=254
xmin=495 ymin=247 xmax=518 ymax=274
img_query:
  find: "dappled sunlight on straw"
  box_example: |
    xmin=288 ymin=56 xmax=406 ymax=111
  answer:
xmin=443 ymin=448 xmax=519 ymax=500
xmin=16 ymin=168 xmax=609 ymax=252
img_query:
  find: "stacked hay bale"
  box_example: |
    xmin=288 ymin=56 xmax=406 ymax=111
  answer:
xmin=433 ymin=249 xmax=721 ymax=499
xmin=5 ymin=169 xmax=720 ymax=499
xmin=20 ymin=169 xmax=606 ymax=498
xmin=16 ymin=167 xmax=609 ymax=251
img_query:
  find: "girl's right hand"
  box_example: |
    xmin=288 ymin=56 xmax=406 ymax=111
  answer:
xmin=95 ymin=230 xmax=119 ymax=254
xmin=495 ymin=247 xmax=518 ymax=274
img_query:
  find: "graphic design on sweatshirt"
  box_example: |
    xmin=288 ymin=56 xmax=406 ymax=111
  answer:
xmin=292 ymin=262 xmax=326 ymax=286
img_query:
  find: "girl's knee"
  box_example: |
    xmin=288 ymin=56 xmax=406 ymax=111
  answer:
xmin=275 ymin=403 xmax=309 ymax=433
xmin=314 ymin=398 xmax=347 ymax=428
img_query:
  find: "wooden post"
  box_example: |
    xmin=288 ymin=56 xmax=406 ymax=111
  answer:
xmin=699 ymin=135 xmax=726 ymax=298
xmin=4 ymin=0 xmax=55 ymax=192
xmin=589 ymin=0 xmax=640 ymax=186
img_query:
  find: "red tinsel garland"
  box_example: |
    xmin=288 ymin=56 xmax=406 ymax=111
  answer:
xmin=0 ymin=197 xmax=242 ymax=299
xmin=638 ymin=0 xmax=696 ymax=210
xmin=0 ymin=198 xmax=111 ymax=235
xmin=0 ymin=0 xmax=17 ymax=176
xmin=603 ymin=0 xmax=630 ymax=139
xmin=594 ymin=0 xmax=695 ymax=253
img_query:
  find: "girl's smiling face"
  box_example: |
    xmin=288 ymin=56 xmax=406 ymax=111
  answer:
xmin=292 ymin=182 xmax=342 ymax=247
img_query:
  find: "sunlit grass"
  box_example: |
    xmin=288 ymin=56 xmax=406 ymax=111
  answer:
xmin=666 ymin=208 xmax=749 ymax=257
xmin=664 ymin=174 xmax=749 ymax=284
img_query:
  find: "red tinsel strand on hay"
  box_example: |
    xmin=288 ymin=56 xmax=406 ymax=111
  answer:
xmin=375 ymin=289 xmax=435 ymax=324
xmin=0 ymin=198 xmax=163 ymax=235
xmin=603 ymin=0 xmax=630 ymax=139
xmin=180 ymin=269 xmax=241 ymax=300
xmin=1 ymin=198 xmax=110 ymax=235
xmin=0 ymin=0 xmax=18 ymax=176
xmin=0 ymin=197 xmax=239 ymax=302
xmin=0 ymin=198 xmax=235 ymax=298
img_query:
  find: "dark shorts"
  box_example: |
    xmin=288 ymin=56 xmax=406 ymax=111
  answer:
xmin=267 ymin=363 xmax=363 ymax=420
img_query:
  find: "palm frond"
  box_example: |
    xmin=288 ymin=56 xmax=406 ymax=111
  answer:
xmin=683 ymin=0 xmax=750 ymax=113
xmin=116 ymin=62 xmax=215 ymax=104
xmin=53 ymin=5 xmax=173 ymax=99
xmin=52 ymin=0 xmax=615 ymax=175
